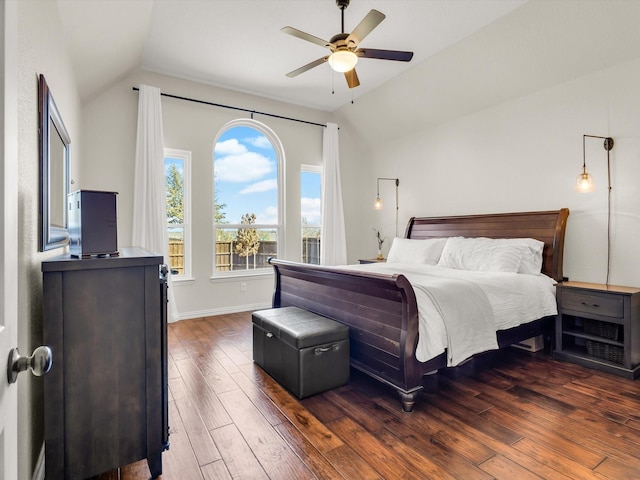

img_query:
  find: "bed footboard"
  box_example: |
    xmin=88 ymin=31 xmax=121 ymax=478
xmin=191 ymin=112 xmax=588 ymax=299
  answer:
xmin=268 ymin=258 xmax=426 ymax=410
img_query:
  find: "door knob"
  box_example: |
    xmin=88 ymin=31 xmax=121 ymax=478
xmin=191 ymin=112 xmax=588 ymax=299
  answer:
xmin=7 ymin=346 xmax=52 ymax=384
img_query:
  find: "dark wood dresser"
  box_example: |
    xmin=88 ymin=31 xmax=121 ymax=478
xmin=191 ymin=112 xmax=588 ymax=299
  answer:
xmin=42 ymin=247 xmax=169 ymax=479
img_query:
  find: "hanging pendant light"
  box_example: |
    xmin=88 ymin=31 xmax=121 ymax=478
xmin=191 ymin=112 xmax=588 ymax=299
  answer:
xmin=575 ymin=167 xmax=595 ymax=193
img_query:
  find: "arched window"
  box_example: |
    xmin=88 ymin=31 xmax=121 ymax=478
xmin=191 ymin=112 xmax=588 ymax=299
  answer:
xmin=212 ymin=119 xmax=284 ymax=274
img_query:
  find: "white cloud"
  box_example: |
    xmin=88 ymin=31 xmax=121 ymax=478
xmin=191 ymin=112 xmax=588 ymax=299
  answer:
xmin=240 ymin=179 xmax=277 ymax=194
xmin=256 ymin=206 xmax=278 ymax=224
xmin=245 ymin=135 xmax=271 ymax=149
xmin=301 ymin=197 xmax=321 ymax=225
xmin=215 ymin=152 xmax=273 ymax=182
xmin=214 ymin=138 xmax=247 ymax=155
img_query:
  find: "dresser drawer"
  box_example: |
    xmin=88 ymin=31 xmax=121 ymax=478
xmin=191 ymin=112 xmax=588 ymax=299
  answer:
xmin=561 ymin=290 xmax=624 ymax=319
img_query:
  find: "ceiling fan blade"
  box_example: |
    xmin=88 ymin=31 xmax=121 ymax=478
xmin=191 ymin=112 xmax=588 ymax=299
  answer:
xmin=346 ymin=9 xmax=385 ymax=46
xmin=281 ymin=26 xmax=331 ymax=49
xmin=286 ymin=56 xmax=329 ymax=78
xmin=356 ymin=48 xmax=414 ymax=62
xmin=344 ymin=68 xmax=360 ymax=89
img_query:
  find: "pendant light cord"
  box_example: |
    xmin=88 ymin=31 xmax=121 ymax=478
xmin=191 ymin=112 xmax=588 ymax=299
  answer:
xmin=606 ymin=147 xmax=611 ymax=286
xmin=395 ymin=179 xmax=399 ymax=238
xmin=583 ymin=135 xmax=614 ymax=286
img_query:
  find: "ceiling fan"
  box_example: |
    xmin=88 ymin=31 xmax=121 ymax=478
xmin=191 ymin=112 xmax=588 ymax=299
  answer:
xmin=282 ymin=0 xmax=414 ymax=88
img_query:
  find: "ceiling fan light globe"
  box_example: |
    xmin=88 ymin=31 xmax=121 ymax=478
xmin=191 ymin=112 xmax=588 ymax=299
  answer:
xmin=328 ymin=50 xmax=358 ymax=73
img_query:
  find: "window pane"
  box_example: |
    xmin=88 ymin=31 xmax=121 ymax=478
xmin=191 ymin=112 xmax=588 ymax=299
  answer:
xmin=215 ymin=227 xmax=278 ymax=272
xmin=301 ymin=169 xmax=321 ymax=264
xmin=214 ymin=126 xmax=278 ymax=225
xmin=213 ymin=122 xmax=281 ymax=275
xmin=168 ymin=227 xmax=184 ymax=275
xmin=165 ymin=157 xmax=184 ymax=224
xmin=165 ymin=150 xmax=190 ymax=278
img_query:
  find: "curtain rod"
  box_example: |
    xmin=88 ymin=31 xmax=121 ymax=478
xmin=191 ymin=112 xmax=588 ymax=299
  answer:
xmin=131 ymin=87 xmax=328 ymax=128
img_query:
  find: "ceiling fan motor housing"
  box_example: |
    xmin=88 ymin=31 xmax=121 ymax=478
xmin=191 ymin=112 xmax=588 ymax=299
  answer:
xmin=330 ymin=33 xmax=352 ymax=51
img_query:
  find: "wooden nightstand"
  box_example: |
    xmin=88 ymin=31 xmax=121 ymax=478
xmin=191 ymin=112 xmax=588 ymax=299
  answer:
xmin=554 ymin=281 xmax=640 ymax=379
xmin=358 ymin=258 xmax=386 ymax=264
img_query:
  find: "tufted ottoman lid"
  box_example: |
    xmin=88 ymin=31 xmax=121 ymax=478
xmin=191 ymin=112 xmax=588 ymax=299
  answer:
xmin=252 ymin=306 xmax=349 ymax=349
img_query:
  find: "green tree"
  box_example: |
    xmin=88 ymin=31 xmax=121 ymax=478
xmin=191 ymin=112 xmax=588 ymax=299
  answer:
xmin=213 ymin=173 xmax=227 ymax=224
xmin=166 ymin=164 xmax=183 ymax=224
xmin=235 ymin=213 xmax=261 ymax=269
xmin=302 ymin=217 xmax=320 ymax=238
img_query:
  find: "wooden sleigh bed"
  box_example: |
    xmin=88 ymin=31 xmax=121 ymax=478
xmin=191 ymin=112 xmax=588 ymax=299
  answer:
xmin=269 ymin=209 xmax=570 ymax=411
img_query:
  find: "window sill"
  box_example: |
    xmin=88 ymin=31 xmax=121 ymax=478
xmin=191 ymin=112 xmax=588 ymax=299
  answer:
xmin=209 ymin=270 xmax=273 ymax=283
xmin=171 ymin=276 xmax=195 ymax=286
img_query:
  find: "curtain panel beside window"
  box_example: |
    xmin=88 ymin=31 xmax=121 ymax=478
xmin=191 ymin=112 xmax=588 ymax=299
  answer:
xmin=133 ymin=84 xmax=179 ymax=322
xmin=320 ymin=122 xmax=347 ymax=265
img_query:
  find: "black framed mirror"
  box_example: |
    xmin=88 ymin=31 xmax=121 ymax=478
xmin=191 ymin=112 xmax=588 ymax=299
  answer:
xmin=39 ymin=74 xmax=71 ymax=251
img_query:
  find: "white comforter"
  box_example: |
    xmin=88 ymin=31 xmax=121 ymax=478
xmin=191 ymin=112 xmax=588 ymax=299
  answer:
xmin=341 ymin=263 xmax=558 ymax=366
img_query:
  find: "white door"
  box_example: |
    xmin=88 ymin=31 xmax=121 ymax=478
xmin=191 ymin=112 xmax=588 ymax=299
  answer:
xmin=0 ymin=1 xmax=19 ymax=478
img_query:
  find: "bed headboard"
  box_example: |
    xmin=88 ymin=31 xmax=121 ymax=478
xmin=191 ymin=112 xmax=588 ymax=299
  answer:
xmin=404 ymin=209 xmax=570 ymax=282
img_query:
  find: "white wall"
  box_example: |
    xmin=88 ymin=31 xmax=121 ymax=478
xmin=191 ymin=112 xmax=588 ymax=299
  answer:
xmin=17 ymin=1 xmax=81 ymax=478
xmin=16 ymin=1 xmax=639 ymax=478
xmin=81 ymin=69 xmax=330 ymax=319
xmin=336 ymin=57 xmax=640 ymax=288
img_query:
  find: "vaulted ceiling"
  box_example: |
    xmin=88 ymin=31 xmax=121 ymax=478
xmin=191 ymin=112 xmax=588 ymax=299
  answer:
xmin=56 ymin=0 xmax=640 ymax=123
xmin=57 ymin=0 xmax=527 ymax=110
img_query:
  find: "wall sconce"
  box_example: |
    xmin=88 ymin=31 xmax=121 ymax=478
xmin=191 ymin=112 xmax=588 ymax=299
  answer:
xmin=575 ymin=134 xmax=614 ymax=284
xmin=374 ymin=177 xmax=399 ymax=236
xmin=576 ymin=135 xmax=614 ymax=193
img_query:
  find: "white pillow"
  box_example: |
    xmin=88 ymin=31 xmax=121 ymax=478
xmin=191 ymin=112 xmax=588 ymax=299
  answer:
xmin=386 ymin=237 xmax=448 ymax=265
xmin=437 ymin=237 xmax=523 ymax=273
xmin=495 ymin=238 xmax=545 ymax=275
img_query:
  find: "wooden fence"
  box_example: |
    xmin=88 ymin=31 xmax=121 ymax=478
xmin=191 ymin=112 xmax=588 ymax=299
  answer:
xmin=168 ymin=238 xmax=320 ymax=274
xmin=215 ymin=240 xmax=278 ymax=271
xmin=168 ymin=241 xmax=184 ymax=275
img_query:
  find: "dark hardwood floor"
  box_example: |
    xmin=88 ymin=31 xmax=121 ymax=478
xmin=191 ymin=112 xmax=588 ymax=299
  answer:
xmin=95 ymin=312 xmax=640 ymax=480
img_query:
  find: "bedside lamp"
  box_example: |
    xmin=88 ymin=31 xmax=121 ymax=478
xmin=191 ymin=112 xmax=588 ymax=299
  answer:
xmin=374 ymin=177 xmax=399 ymax=236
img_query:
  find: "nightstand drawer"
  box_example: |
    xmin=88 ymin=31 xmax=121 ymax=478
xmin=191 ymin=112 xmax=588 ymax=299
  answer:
xmin=562 ymin=290 xmax=624 ymax=319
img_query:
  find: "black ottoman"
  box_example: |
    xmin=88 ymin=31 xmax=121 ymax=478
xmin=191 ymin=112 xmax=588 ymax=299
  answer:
xmin=252 ymin=307 xmax=350 ymax=398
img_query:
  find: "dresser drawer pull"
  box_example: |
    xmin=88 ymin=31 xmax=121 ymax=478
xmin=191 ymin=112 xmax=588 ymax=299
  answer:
xmin=581 ymin=302 xmax=599 ymax=308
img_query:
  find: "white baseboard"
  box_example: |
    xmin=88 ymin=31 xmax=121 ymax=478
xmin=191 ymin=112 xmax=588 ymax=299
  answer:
xmin=173 ymin=302 xmax=271 ymax=322
xmin=32 ymin=442 xmax=45 ymax=480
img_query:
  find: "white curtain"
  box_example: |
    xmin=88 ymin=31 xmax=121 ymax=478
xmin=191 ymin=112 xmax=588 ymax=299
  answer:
xmin=133 ymin=84 xmax=179 ymax=323
xmin=320 ymin=123 xmax=347 ymax=265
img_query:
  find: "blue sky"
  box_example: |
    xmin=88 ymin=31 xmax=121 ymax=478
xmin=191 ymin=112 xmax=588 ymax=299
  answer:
xmin=214 ymin=125 xmax=321 ymax=226
xmin=301 ymin=170 xmax=321 ymax=226
xmin=165 ymin=157 xmax=182 ymax=175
